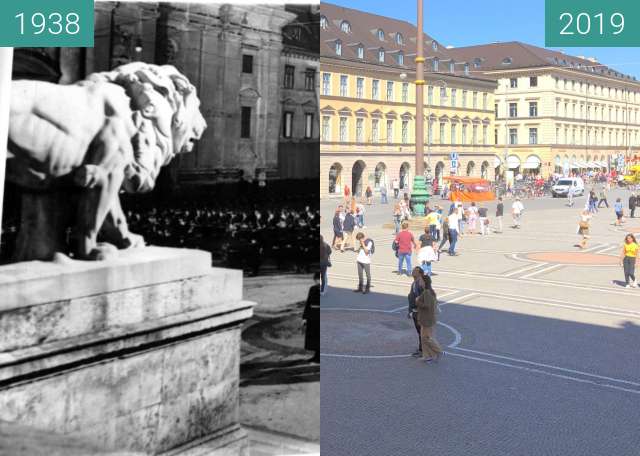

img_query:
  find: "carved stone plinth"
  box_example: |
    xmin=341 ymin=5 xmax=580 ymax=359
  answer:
xmin=0 ymin=247 xmax=253 ymax=455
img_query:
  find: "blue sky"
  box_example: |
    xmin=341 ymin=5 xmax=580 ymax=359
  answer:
xmin=327 ymin=0 xmax=640 ymax=79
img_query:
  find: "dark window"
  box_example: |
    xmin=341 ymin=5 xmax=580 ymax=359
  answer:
xmin=283 ymin=111 xmax=293 ymax=138
xmin=284 ymin=65 xmax=295 ymax=89
xmin=241 ymin=107 xmax=251 ymax=138
xmin=305 ymin=113 xmax=314 ymax=139
xmin=305 ymin=69 xmax=315 ymax=91
xmin=242 ymin=55 xmax=253 ymax=74
xmin=530 ymin=76 xmax=538 ymax=87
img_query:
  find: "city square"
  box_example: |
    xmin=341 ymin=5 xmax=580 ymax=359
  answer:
xmin=321 ymin=190 xmax=640 ymax=455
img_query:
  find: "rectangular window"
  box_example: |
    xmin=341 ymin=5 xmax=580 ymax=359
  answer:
xmin=372 ymin=119 xmax=379 ymax=143
xmin=509 ymin=128 xmax=518 ymax=145
xmin=483 ymin=93 xmax=488 ymax=110
xmin=530 ymin=76 xmax=537 ymax=87
xmin=428 ymin=121 xmax=433 ymax=144
xmin=427 ymin=86 xmax=433 ymax=104
xmin=494 ymin=128 xmax=498 ymax=145
xmin=451 ymin=89 xmax=457 ymax=107
xmin=386 ymin=81 xmax=394 ymax=101
xmin=322 ymin=73 xmax=331 ymax=96
xmin=440 ymin=87 xmax=446 ymax=106
xmin=510 ymin=78 xmax=518 ymax=88
xmin=241 ymin=106 xmax=251 ymax=138
xmin=356 ymin=118 xmax=364 ymax=142
xmin=402 ymin=82 xmax=409 ymax=103
xmin=401 ymin=120 xmax=408 ymax=144
xmin=356 ymin=77 xmax=364 ymax=99
xmin=284 ymin=65 xmax=295 ymax=89
xmin=509 ymin=102 xmax=517 ymax=117
xmin=529 ymin=127 xmax=538 ymax=145
xmin=339 ymin=74 xmax=348 ymax=97
xmin=439 ymin=122 xmax=445 ymax=144
xmin=339 ymin=117 xmax=347 ymax=142
xmin=495 ymin=103 xmax=499 ymax=117
xmin=451 ymin=124 xmax=457 ymax=144
xmin=473 ymin=91 xmax=478 ymax=109
xmin=472 ymin=124 xmax=478 ymax=144
xmin=461 ymin=124 xmax=467 ymax=144
xmin=372 ymin=79 xmax=380 ymax=99
xmin=321 ymin=116 xmax=330 ymax=141
xmin=462 ymin=90 xmax=467 ymax=108
xmin=483 ymin=125 xmax=488 ymax=144
xmin=386 ymin=120 xmax=393 ymax=144
xmin=304 ymin=69 xmax=315 ymax=91
xmin=242 ymin=54 xmax=253 ymax=74
xmin=304 ymin=113 xmax=313 ymax=139
xmin=283 ymin=111 xmax=293 ymax=138
xmin=529 ymin=101 xmax=538 ymax=117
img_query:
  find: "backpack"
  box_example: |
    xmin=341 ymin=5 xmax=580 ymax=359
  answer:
xmin=366 ymin=239 xmax=375 ymax=255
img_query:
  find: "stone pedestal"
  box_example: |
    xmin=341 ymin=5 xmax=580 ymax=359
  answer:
xmin=0 ymin=247 xmax=253 ymax=455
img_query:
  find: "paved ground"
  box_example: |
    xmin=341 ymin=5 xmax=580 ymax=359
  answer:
xmin=241 ymin=275 xmax=320 ymax=455
xmin=321 ymin=188 xmax=640 ymax=456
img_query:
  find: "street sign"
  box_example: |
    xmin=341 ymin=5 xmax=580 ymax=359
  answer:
xmin=450 ymin=152 xmax=458 ymax=161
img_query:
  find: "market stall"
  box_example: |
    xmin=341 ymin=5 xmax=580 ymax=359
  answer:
xmin=444 ymin=176 xmax=496 ymax=202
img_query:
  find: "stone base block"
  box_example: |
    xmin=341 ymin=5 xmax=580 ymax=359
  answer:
xmin=0 ymin=247 xmax=254 ymax=455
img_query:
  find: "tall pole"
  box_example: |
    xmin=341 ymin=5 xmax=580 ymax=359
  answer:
xmin=0 ymin=48 xmax=13 ymax=255
xmin=410 ymin=0 xmax=429 ymax=216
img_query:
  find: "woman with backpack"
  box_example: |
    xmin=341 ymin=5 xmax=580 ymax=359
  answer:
xmin=408 ymin=267 xmax=426 ymax=357
xmin=414 ymin=270 xmax=443 ymax=363
xmin=365 ymin=186 xmax=373 ymax=205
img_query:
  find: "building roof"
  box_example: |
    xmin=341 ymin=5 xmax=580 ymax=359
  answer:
xmin=447 ymin=41 xmax=639 ymax=85
xmin=320 ymin=2 xmax=477 ymax=80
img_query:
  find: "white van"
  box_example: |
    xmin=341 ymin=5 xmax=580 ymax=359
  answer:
xmin=551 ymin=177 xmax=585 ymax=198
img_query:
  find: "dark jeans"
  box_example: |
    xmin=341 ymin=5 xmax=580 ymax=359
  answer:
xmin=631 ymin=207 xmax=636 ymax=218
xmin=320 ymin=264 xmax=328 ymax=293
xmin=429 ymin=224 xmax=438 ymax=240
xmin=448 ymin=229 xmax=458 ymax=255
xmin=623 ymin=256 xmax=636 ymax=284
xmin=438 ymin=232 xmax=449 ymax=251
xmin=357 ymin=262 xmax=371 ymax=289
xmin=597 ymin=198 xmax=609 ymax=208
xmin=412 ymin=312 xmax=422 ymax=352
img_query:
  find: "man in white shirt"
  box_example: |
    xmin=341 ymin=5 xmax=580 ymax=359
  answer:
xmin=392 ymin=179 xmax=400 ymax=199
xmin=512 ymin=198 xmax=524 ymax=228
xmin=447 ymin=208 xmax=460 ymax=255
xmin=354 ymin=232 xmax=373 ymax=294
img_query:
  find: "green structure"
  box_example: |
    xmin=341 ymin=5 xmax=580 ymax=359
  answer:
xmin=410 ymin=175 xmax=430 ymax=216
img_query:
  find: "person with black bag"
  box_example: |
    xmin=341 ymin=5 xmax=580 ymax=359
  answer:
xmin=630 ymin=193 xmax=637 ymax=218
xmin=407 ymin=268 xmax=425 ymax=358
xmin=302 ymin=273 xmax=320 ymax=363
xmin=320 ymin=235 xmax=331 ymax=296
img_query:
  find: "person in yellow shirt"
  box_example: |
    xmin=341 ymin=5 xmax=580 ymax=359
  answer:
xmin=621 ymin=234 xmax=640 ymax=288
xmin=426 ymin=209 xmax=439 ymax=240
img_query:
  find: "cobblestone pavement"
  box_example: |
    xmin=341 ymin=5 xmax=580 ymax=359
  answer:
xmin=240 ymin=275 xmax=320 ymax=455
xmin=321 ymin=188 xmax=640 ymax=456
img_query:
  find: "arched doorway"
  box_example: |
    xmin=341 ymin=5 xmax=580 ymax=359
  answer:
xmin=481 ymin=161 xmax=489 ymax=179
xmin=374 ymin=162 xmax=387 ymax=190
xmin=399 ymin=162 xmax=411 ymax=190
xmin=352 ymin=160 xmax=366 ymax=196
xmin=435 ymin=161 xmax=445 ymax=188
xmin=328 ymin=163 xmax=343 ymax=194
xmin=466 ymin=161 xmax=475 ymax=176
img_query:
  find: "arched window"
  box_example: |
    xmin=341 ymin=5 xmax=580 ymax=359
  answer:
xmin=432 ymin=58 xmax=439 ymax=72
xmin=335 ymin=40 xmax=342 ymax=56
xmin=340 ymin=21 xmax=351 ymax=33
xmin=377 ymin=29 xmax=385 ymax=41
xmin=320 ymin=16 xmax=328 ymax=30
xmin=502 ymin=57 xmax=512 ymax=65
xmin=432 ymin=41 xmax=438 ymax=51
xmin=397 ymin=51 xmax=404 ymax=65
xmin=378 ymin=48 xmax=385 ymax=63
xmin=396 ymin=33 xmax=404 ymax=45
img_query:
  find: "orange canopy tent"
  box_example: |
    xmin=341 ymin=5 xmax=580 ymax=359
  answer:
xmin=444 ymin=176 xmax=495 ymax=202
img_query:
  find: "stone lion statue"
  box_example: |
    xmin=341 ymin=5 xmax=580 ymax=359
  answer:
xmin=7 ymin=62 xmax=206 ymax=261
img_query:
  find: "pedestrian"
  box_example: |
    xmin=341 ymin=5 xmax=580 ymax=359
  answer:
xmin=354 ymin=232 xmax=373 ymax=294
xmin=380 ymin=185 xmax=388 ymax=204
xmin=320 ymin=235 xmax=331 ymax=295
xmin=392 ymin=178 xmax=400 ymax=199
xmin=434 ymin=206 xmax=443 ymax=241
xmin=438 ymin=216 xmax=450 ymax=253
xmin=332 ymin=208 xmax=344 ymax=251
xmin=418 ymin=228 xmax=438 ymax=276
xmin=467 ymin=202 xmax=478 ymax=235
xmin=415 ymin=272 xmax=443 ymax=363
xmin=567 ymin=184 xmax=575 ymax=207
xmin=577 ymin=209 xmax=591 ymax=249
xmin=629 ymin=193 xmax=637 ymax=218
xmin=447 ymin=208 xmax=460 ymax=256
xmin=408 ymin=268 xmax=425 ymax=358
xmin=597 ymin=186 xmax=609 ymax=208
xmin=393 ymin=203 xmax=402 ymax=234
xmin=342 ymin=209 xmax=356 ymax=251
xmin=620 ymin=234 xmax=639 ymax=288
xmin=403 ymin=193 xmax=412 ymax=219
xmin=365 ymin=186 xmax=373 ymax=205
xmin=512 ymin=197 xmax=524 ymax=229
xmin=588 ymin=190 xmax=598 ymax=214
xmin=478 ymin=203 xmax=489 ymax=235
xmin=343 ymin=184 xmax=351 ymax=204
xmin=394 ymin=221 xmax=417 ymax=275
xmin=302 ymin=272 xmax=320 ymax=362
xmin=495 ymin=197 xmax=504 ymax=233
xmin=426 ymin=208 xmax=439 ymax=240
xmin=614 ymin=198 xmax=624 ymax=226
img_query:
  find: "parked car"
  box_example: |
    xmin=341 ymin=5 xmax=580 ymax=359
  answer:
xmin=551 ymin=177 xmax=585 ymax=197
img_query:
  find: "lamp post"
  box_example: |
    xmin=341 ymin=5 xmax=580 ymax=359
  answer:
xmin=410 ymin=0 xmax=429 ymax=216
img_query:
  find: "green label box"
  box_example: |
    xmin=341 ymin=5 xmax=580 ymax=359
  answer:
xmin=546 ymin=0 xmax=640 ymax=47
xmin=0 ymin=0 xmax=93 ymax=47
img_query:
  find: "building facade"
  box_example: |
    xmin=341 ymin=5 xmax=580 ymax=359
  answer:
xmin=449 ymin=42 xmax=640 ymax=177
xmin=320 ymin=3 xmax=498 ymax=197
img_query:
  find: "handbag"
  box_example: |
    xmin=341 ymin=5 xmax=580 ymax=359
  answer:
xmin=579 ymin=221 xmax=589 ymax=229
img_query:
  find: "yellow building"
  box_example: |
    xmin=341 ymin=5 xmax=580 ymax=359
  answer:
xmin=320 ymin=3 xmax=498 ymax=197
xmin=449 ymin=42 xmax=640 ymax=177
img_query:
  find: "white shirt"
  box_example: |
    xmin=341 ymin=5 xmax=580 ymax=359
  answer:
xmin=356 ymin=240 xmax=373 ymax=264
xmin=448 ymin=213 xmax=459 ymax=232
xmin=418 ymin=245 xmax=438 ymax=263
xmin=512 ymin=201 xmax=524 ymax=214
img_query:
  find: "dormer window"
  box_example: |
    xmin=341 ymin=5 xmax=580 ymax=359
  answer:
xmin=397 ymin=51 xmax=404 ymax=65
xmin=432 ymin=41 xmax=438 ymax=51
xmin=449 ymin=61 xmax=455 ymax=73
xmin=378 ymin=48 xmax=385 ymax=63
xmin=335 ymin=40 xmax=342 ymax=56
xmin=432 ymin=57 xmax=439 ymax=71
xmin=340 ymin=21 xmax=351 ymax=33
xmin=473 ymin=58 xmax=482 ymax=68
xmin=502 ymin=57 xmax=512 ymax=65
xmin=396 ymin=33 xmax=404 ymax=45
xmin=320 ymin=15 xmax=327 ymax=30
xmin=464 ymin=63 xmax=470 ymax=75
xmin=377 ymin=29 xmax=385 ymax=41
xmin=357 ymin=45 xmax=364 ymax=59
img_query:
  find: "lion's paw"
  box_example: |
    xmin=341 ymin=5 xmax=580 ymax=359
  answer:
xmin=87 ymin=242 xmax=119 ymax=261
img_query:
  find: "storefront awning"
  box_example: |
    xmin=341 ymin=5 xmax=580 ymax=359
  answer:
xmin=507 ymin=155 xmax=521 ymax=169
xmin=522 ymin=156 xmax=542 ymax=169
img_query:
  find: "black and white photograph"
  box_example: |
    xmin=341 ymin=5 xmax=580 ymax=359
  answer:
xmin=0 ymin=1 xmax=319 ymax=455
